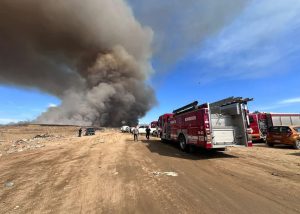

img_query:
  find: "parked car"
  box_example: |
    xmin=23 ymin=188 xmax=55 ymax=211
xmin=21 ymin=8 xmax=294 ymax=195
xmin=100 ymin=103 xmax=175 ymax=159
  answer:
xmin=130 ymin=127 xmax=135 ymax=133
xmin=85 ymin=127 xmax=95 ymax=136
xmin=137 ymin=125 xmax=148 ymax=134
xmin=152 ymin=129 xmax=159 ymax=137
xmin=120 ymin=126 xmax=130 ymax=133
xmin=266 ymin=126 xmax=300 ymax=149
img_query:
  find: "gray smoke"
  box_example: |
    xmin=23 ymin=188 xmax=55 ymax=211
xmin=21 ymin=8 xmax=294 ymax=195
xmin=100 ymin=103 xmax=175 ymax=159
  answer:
xmin=0 ymin=0 xmax=155 ymax=126
xmin=0 ymin=0 xmax=248 ymax=126
xmin=128 ymin=0 xmax=248 ymax=67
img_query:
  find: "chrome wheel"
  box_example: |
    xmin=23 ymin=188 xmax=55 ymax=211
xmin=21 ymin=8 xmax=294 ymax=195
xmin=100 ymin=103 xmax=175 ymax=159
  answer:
xmin=179 ymin=135 xmax=186 ymax=151
xmin=294 ymin=140 xmax=300 ymax=149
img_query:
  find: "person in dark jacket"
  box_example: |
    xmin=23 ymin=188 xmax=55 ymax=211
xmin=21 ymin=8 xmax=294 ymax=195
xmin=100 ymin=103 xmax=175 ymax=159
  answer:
xmin=78 ymin=128 xmax=82 ymax=137
xmin=146 ymin=126 xmax=151 ymax=140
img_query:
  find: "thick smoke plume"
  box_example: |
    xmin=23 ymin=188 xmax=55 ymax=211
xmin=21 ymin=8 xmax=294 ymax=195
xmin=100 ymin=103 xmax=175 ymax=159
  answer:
xmin=0 ymin=0 xmax=155 ymax=126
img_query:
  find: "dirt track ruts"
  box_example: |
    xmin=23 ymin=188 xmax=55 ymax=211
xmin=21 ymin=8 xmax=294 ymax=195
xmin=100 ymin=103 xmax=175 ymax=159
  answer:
xmin=0 ymin=129 xmax=299 ymax=214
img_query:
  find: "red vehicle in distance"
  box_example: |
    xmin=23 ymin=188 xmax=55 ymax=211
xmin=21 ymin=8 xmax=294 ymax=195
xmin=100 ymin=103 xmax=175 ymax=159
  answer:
xmin=157 ymin=114 xmax=173 ymax=139
xmin=150 ymin=121 xmax=159 ymax=136
xmin=249 ymin=112 xmax=300 ymax=141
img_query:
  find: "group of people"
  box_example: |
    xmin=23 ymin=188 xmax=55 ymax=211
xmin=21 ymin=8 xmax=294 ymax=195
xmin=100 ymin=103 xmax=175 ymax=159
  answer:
xmin=132 ymin=126 xmax=151 ymax=141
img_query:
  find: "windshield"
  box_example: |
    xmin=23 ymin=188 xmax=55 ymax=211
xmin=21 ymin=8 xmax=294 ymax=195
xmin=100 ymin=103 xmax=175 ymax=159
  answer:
xmin=293 ymin=127 xmax=300 ymax=133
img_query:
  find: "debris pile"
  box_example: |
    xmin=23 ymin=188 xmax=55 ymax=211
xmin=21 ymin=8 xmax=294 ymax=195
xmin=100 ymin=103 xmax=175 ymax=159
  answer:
xmin=33 ymin=133 xmax=54 ymax=139
xmin=4 ymin=134 xmax=63 ymax=154
xmin=4 ymin=181 xmax=14 ymax=188
xmin=152 ymin=171 xmax=178 ymax=177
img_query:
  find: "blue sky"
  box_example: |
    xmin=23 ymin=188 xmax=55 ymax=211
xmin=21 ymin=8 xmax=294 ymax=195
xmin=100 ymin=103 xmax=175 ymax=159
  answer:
xmin=1 ymin=0 xmax=300 ymax=124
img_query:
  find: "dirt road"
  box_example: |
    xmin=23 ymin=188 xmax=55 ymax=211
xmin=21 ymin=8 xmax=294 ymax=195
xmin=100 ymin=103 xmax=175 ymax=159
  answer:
xmin=0 ymin=127 xmax=299 ymax=213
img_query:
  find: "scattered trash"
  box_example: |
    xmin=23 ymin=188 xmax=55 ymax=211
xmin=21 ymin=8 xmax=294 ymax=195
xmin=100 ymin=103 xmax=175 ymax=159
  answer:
xmin=4 ymin=181 xmax=14 ymax=188
xmin=113 ymin=171 xmax=119 ymax=175
xmin=152 ymin=171 xmax=178 ymax=177
xmin=14 ymin=205 xmax=20 ymax=210
xmin=5 ymin=134 xmax=62 ymax=154
xmin=271 ymin=172 xmax=279 ymax=176
xmin=34 ymin=133 xmax=53 ymax=139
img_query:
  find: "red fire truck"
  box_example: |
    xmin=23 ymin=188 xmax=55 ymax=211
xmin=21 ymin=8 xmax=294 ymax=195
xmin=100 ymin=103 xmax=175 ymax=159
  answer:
xmin=158 ymin=97 xmax=253 ymax=151
xmin=249 ymin=113 xmax=300 ymax=141
xmin=150 ymin=121 xmax=158 ymax=128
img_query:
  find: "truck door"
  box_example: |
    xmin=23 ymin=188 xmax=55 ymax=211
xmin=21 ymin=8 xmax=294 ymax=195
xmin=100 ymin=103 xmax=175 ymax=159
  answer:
xmin=280 ymin=126 xmax=292 ymax=145
xmin=271 ymin=126 xmax=282 ymax=143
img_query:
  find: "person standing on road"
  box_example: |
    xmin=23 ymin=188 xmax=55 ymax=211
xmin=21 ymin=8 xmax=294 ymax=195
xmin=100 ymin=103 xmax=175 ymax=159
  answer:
xmin=133 ymin=126 xmax=139 ymax=141
xmin=146 ymin=126 xmax=151 ymax=140
xmin=78 ymin=128 xmax=82 ymax=137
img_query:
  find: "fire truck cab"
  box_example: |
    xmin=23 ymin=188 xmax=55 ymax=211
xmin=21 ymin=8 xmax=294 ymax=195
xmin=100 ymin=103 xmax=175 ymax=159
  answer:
xmin=159 ymin=97 xmax=253 ymax=151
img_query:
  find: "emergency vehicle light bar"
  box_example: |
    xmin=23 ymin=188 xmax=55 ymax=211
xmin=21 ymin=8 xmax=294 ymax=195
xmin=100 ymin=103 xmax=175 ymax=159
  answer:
xmin=173 ymin=101 xmax=198 ymax=115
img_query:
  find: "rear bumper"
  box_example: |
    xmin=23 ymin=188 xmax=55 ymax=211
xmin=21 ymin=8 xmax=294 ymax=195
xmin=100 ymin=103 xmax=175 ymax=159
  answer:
xmin=195 ymin=142 xmax=249 ymax=149
xmin=267 ymin=138 xmax=298 ymax=145
xmin=251 ymin=134 xmax=262 ymax=141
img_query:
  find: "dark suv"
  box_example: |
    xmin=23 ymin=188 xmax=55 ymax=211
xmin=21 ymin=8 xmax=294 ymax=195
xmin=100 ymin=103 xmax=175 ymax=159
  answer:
xmin=85 ymin=127 xmax=95 ymax=136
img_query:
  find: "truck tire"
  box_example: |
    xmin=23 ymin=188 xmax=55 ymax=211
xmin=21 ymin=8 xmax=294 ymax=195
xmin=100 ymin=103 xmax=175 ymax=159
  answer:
xmin=266 ymin=140 xmax=274 ymax=147
xmin=293 ymin=140 xmax=300 ymax=150
xmin=179 ymin=135 xmax=189 ymax=152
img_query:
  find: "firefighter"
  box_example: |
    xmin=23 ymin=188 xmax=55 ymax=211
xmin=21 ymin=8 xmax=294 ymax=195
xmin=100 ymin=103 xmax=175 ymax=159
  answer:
xmin=133 ymin=126 xmax=139 ymax=141
xmin=146 ymin=126 xmax=151 ymax=140
xmin=78 ymin=127 xmax=82 ymax=137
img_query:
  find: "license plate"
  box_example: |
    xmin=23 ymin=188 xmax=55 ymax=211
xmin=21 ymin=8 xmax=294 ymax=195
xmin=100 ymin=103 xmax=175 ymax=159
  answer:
xmin=274 ymin=140 xmax=281 ymax=143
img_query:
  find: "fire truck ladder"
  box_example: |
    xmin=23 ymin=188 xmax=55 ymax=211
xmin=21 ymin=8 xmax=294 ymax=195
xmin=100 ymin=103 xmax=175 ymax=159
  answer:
xmin=173 ymin=101 xmax=198 ymax=115
xmin=209 ymin=97 xmax=253 ymax=113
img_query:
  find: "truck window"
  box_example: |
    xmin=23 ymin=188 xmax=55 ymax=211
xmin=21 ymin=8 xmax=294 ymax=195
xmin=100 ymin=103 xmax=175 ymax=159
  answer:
xmin=269 ymin=126 xmax=280 ymax=133
xmin=249 ymin=116 xmax=254 ymax=123
xmin=293 ymin=127 xmax=300 ymax=133
xmin=280 ymin=126 xmax=291 ymax=133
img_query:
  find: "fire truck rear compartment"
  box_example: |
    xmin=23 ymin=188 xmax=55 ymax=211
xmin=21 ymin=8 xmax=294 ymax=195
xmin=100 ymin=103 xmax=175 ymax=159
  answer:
xmin=210 ymin=103 xmax=248 ymax=147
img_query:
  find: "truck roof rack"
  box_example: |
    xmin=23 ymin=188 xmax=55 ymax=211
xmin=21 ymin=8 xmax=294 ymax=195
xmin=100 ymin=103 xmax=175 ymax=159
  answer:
xmin=209 ymin=97 xmax=253 ymax=114
xmin=173 ymin=101 xmax=198 ymax=115
xmin=210 ymin=97 xmax=253 ymax=109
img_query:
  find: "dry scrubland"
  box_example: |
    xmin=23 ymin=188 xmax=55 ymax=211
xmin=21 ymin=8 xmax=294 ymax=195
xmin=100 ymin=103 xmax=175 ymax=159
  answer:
xmin=0 ymin=125 xmax=299 ymax=214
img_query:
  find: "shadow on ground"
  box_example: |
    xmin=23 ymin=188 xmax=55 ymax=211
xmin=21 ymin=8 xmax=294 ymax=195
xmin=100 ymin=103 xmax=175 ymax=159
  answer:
xmin=254 ymin=143 xmax=296 ymax=150
xmin=135 ymin=138 xmax=238 ymax=160
xmin=289 ymin=152 xmax=300 ymax=156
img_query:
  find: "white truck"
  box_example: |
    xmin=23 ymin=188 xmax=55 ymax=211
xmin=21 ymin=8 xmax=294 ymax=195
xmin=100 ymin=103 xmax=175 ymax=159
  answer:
xmin=120 ymin=126 xmax=130 ymax=133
